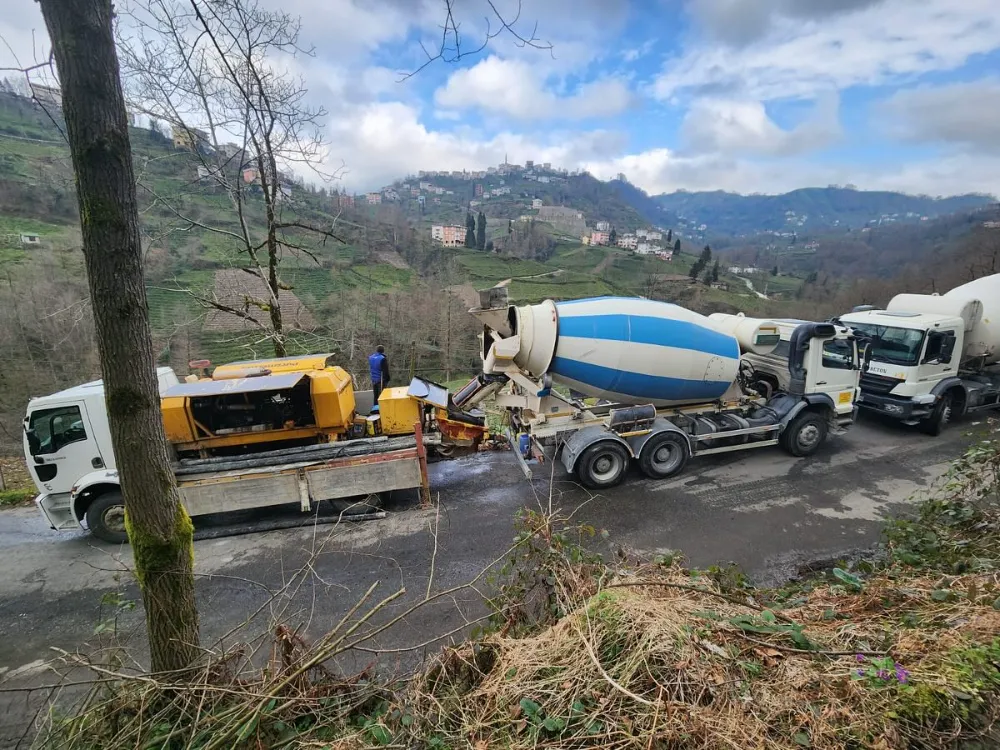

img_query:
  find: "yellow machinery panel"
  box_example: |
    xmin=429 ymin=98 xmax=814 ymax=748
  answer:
xmin=161 ymin=396 xmax=194 ymax=444
xmin=211 ymin=353 xmax=336 ymax=378
xmin=310 ymin=368 xmax=356 ymax=433
xmin=378 ymin=387 xmax=422 ymax=435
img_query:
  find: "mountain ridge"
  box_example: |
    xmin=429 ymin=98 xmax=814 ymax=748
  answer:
xmin=621 ymin=183 xmax=994 ymax=237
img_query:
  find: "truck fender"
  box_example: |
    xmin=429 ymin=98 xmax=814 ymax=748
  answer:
xmin=624 ymin=418 xmax=693 ymax=458
xmin=930 ymin=377 xmax=968 ymax=416
xmin=70 ymin=469 xmax=121 ymax=524
xmin=780 ymin=394 xmax=835 ymax=428
xmin=559 ymin=426 xmax=633 ymax=475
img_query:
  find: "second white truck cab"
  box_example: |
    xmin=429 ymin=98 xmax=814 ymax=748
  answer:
xmin=839 ymin=273 xmax=1000 ymax=434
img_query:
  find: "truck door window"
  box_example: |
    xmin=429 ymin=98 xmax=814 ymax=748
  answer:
xmin=922 ymin=331 xmax=956 ymax=364
xmin=27 ymin=406 xmax=86 ymax=456
xmin=822 ymin=339 xmax=854 ymax=369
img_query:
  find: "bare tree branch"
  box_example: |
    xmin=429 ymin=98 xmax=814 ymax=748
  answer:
xmin=398 ymin=0 xmax=553 ymax=81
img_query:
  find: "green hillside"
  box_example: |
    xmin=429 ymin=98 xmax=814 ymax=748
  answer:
xmin=0 ymin=89 xmax=805 ymax=429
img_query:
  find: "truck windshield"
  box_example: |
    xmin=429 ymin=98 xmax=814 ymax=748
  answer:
xmin=26 ymin=405 xmax=86 ymax=456
xmin=849 ymin=323 xmax=924 ymax=366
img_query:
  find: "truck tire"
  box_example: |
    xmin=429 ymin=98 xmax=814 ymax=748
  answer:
xmin=638 ymin=432 xmax=689 ymax=479
xmin=780 ymin=410 xmax=828 ymax=458
xmin=86 ymin=491 xmax=128 ymax=544
xmin=576 ymin=441 xmax=629 ymax=489
xmin=919 ymin=393 xmax=953 ymax=436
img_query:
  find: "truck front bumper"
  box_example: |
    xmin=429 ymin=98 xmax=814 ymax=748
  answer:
xmin=36 ymin=492 xmax=80 ymax=531
xmin=856 ymin=392 xmax=932 ymax=421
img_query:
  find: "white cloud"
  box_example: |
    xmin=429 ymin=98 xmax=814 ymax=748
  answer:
xmin=434 ymin=56 xmax=634 ymax=121
xmin=657 ymin=0 xmax=1000 ymax=100
xmin=323 ymin=100 xmax=629 ymax=191
xmin=879 ymin=78 xmax=1000 ymax=154
xmin=680 ymin=94 xmax=840 ymax=156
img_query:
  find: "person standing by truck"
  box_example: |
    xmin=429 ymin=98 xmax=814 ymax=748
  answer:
xmin=369 ymin=345 xmax=391 ymax=402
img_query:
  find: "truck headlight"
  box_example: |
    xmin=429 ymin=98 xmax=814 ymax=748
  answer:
xmin=912 ymin=394 xmax=936 ymax=405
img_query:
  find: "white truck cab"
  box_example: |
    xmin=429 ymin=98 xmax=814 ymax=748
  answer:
xmin=737 ymin=318 xmax=860 ymax=409
xmin=838 ymin=309 xmax=973 ymax=433
xmin=23 ymin=368 xmax=179 ymax=531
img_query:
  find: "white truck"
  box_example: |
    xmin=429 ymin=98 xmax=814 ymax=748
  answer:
xmin=455 ymin=289 xmax=861 ymax=488
xmin=838 ymin=273 xmax=1000 ymax=435
xmin=23 ymin=367 xmax=432 ymax=543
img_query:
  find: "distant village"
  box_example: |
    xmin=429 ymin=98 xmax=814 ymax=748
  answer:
xmin=404 ymin=159 xmax=676 ymax=261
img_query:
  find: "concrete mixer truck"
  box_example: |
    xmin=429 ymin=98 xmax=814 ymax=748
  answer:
xmin=455 ymin=288 xmax=861 ymax=489
xmin=838 ymin=273 xmax=1000 ymax=435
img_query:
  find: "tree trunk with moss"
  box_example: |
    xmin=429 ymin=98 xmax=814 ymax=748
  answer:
xmin=39 ymin=0 xmax=200 ymax=673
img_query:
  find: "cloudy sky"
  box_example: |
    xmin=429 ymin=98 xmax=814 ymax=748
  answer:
xmin=3 ymin=0 xmax=1000 ymax=197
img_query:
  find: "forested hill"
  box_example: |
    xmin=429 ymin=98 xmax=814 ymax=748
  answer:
xmin=647 ymin=187 xmax=993 ymax=236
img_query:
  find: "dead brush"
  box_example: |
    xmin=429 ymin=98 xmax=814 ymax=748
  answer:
xmin=412 ymin=563 xmax=1000 ymax=750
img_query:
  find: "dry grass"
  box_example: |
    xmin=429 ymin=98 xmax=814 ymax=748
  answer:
xmin=415 ymin=566 xmax=1000 ymax=749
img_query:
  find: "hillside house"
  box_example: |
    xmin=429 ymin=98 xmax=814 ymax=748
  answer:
xmin=196 ymin=164 xmax=219 ymax=184
xmin=636 ymin=242 xmax=661 ymax=254
xmin=532 ymin=198 xmax=543 ymax=209
xmin=366 ymin=192 xmax=382 ymax=205
xmin=590 ymin=230 xmax=611 ymax=246
xmin=595 ymin=221 xmax=611 ymax=232
xmin=537 ymin=176 xmax=550 ymax=183
xmin=218 ymin=142 xmax=243 ymax=161
xmin=20 ymin=233 xmax=40 ymax=246
xmin=431 ymin=225 xmax=465 ymax=247
xmin=728 ymin=266 xmax=759 ymax=274
xmin=617 ymin=234 xmax=638 ymax=250
xmin=172 ymin=125 xmax=209 ymax=151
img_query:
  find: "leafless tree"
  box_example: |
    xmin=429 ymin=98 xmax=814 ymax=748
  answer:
xmin=118 ymin=0 xmax=347 ymax=357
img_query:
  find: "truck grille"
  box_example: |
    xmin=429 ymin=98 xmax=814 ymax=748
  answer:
xmin=860 ymin=372 xmax=903 ymax=395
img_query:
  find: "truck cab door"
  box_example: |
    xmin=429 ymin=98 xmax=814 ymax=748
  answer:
xmin=917 ymin=330 xmax=958 ymax=384
xmin=23 ymin=402 xmax=106 ymax=496
xmin=809 ymin=338 xmax=860 ymax=415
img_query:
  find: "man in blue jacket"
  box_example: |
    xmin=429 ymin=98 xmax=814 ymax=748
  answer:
xmin=369 ymin=345 xmax=390 ymax=403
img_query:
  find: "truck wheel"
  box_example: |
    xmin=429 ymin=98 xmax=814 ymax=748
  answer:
xmin=780 ymin=410 xmax=828 ymax=458
xmin=576 ymin=441 xmax=629 ymax=489
xmin=919 ymin=393 xmax=953 ymax=436
xmin=638 ymin=432 xmax=689 ymax=479
xmin=86 ymin=491 xmax=128 ymax=544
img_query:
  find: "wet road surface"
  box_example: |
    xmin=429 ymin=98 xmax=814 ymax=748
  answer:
xmin=0 ymin=413 xmax=978 ymax=745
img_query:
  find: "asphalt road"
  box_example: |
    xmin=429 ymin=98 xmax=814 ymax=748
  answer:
xmin=0 ymin=413 xmax=978 ymax=744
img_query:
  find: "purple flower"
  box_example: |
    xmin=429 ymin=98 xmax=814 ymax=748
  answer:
xmin=877 ymin=670 xmax=890 ymax=680
xmin=855 ymin=654 xmax=865 ymax=662
xmin=856 ymin=669 xmax=865 ymax=677
xmin=894 ymin=665 xmax=909 ymax=684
